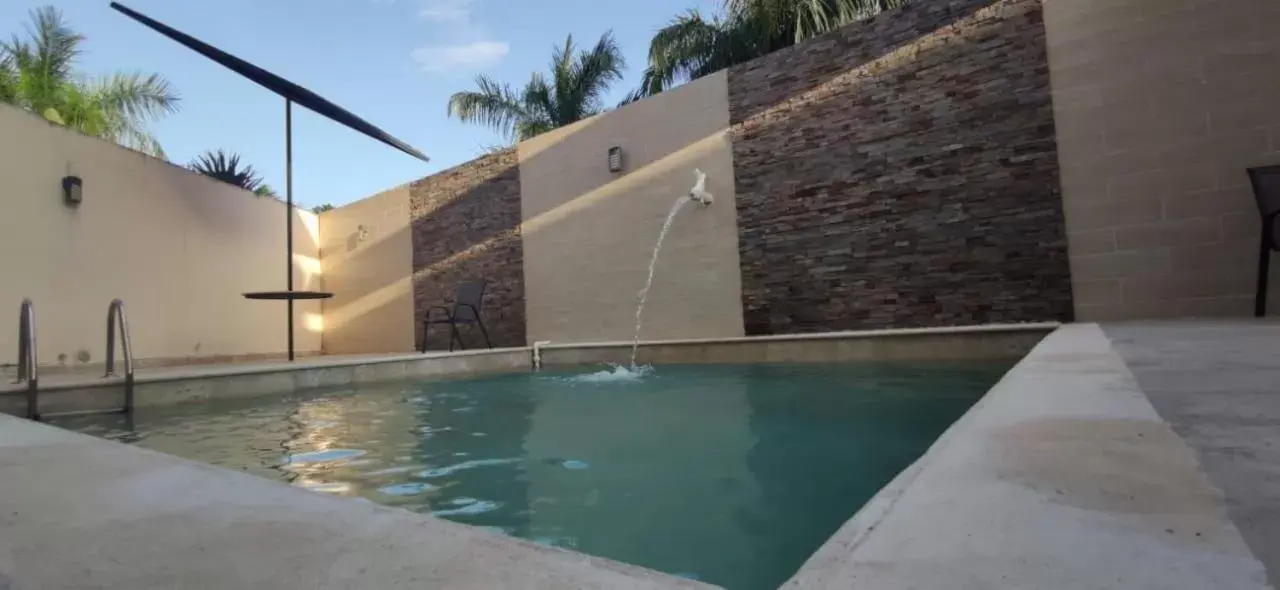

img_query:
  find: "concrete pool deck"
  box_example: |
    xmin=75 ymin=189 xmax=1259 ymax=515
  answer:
xmin=1105 ymin=321 xmax=1280 ymax=588
xmin=785 ymin=323 xmax=1273 ymax=589
xmin=0 ymin=321 xmax=1276 ymax=589
xmin=0 ymin=415 xmax=712 ymax=590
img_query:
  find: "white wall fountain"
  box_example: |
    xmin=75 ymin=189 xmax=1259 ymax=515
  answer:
xmin=628 ymin=169 xmax=714 ymax=369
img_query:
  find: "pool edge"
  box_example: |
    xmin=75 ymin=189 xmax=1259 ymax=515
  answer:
xmin=1 ymin=323 xmax=1056 ymax=416
xmin=0 ymin=412 xmax=720 ymax=590
xmin=781 ymin=323 xmax=1271 ymax=589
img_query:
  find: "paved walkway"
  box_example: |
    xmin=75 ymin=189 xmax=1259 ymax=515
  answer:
xmin=0 ymin=415 xmax=709 ymax=590
xmin=1106 ymin=320 xmax=1280 ymax=588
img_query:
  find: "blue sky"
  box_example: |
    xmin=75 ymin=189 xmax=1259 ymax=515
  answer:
xmin=1 ymin=0 xmax=717 ymax=209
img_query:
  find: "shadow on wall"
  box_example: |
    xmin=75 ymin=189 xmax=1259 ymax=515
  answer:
xmin=728 ymin=0 xmax=1073 ymax=335
xmin=317 ymin=212 xmax=416 ymax=355
xmin=405 ymin=97 xmax=733 ymax=350
xmin=326 ymin=112 xmax=612 ymax=354
xmin=410 ymin=149 xmax=526 ymax=350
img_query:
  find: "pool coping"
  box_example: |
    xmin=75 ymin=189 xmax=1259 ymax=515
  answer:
xmin=781 ymin=323 xmax=1272 ymax=589
xmin=0 ymin=411 xmax=715 ymax=590
xmin=536 ymin=321 xmax=1061 ymax=350
xmin=1 ymin=347 xmax=533 ymax=392
xmin=2 ymin=322 xmax=1057 ymax=393
xmin=1 ymin=322 xmax=1058 ymax=417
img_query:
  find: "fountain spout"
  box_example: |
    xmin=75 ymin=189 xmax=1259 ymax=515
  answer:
xmin=689 ymin=168 xmax=713 ymax=207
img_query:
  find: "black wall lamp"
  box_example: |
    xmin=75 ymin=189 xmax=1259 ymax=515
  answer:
xmin=607 ymin=146 xmax=624 ymax=173
xmin=62 ymin=175 xmax=82 ymax=206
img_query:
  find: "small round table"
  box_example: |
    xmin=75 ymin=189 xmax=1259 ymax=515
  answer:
xmin=243 ymin=291 xmax=333 ymax=362
xmin=242 ymin=291 xmax=334 ymax=301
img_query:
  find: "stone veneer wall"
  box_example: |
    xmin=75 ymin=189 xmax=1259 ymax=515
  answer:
xmin=410 ymin=149 xmax=526 ymax=349
xmin=728 ymin=0 xmax=1073 ymax=334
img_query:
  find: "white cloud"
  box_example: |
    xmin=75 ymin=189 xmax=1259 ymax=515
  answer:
xmin=419 ymin=0 xmax=473 ymax=22
xmin=411 ymin=41 xmax=509 ymax=72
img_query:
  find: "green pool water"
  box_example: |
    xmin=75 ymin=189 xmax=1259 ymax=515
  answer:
xmin=54 ymin=362 xmax=1008 ymax=589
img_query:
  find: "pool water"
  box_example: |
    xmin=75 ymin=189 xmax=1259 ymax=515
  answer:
xmin=54 ymin=362 xmax=1008 ymax=589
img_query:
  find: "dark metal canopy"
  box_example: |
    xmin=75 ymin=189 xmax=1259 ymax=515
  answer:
xmin=109 ymin=2 xmax=430 ymax=163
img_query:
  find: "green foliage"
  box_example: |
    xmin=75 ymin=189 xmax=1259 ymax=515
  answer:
xmin=188 ymin=150 xmax=268 ymax=194
xmin=0 ymin=6 xmax=179 ymax=156
xmin=311 ymin=203 xmax=335 ymax=214
xmin=448 ymin=32 xmax=626 ymax=141
xmin=636 ymin=0 xmax=904 ymax=97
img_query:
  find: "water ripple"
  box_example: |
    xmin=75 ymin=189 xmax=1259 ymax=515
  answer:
xmin=433 ymin=500 xmax=500 ymax=516
xmin=417 ymin=457 xmax=520 ymax=478
xmin=285 ymin=448 xmax=367 ymax=466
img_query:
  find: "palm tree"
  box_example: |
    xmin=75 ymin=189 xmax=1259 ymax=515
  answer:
xmin=639 ymin=0 xmax=904 ymax=96
xmin=447 ymin=32 xmax=626 ymax=141
xmin=189 ymin=150 xmax=269 ymax=195
xmin=0 ymin=6 xmax=180 ymax=156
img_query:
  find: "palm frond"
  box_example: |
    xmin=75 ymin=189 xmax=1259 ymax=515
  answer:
xmin=568 ymin=31 xmax=625 ymax=118
xmin=92 ymin=71 xmax=180 ymax=122
xmin=0 ymin=54 xmax=17 ymax=104
xmin=646 ymin=10 xmax=731 ymax=93
xmin=447 ymin=74 xmax=530 ymax=141
xmin=188 ymin=149 xmax=265 ymax=192
xmin=1 ymin=6 xmax=177 ymax=155
xmin=548 ymin=35 xmax=576 ymax=125
xmin=446 ymin=30 xmax=627 ymax=140
xmin=2 ymin=6 xmax=82 ymax=88
xmin=617 ymin=85 xmax=649 ymax=107
xmin=521 ymin=72 xmax=555 ymax=129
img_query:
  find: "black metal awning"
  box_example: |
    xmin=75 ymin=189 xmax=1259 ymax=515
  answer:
xmin=109 ymin=2 xmax=429 ymax=163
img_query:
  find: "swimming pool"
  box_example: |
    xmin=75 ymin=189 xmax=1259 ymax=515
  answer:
xmin=54 ymin=361 xmax=1008 ymax=589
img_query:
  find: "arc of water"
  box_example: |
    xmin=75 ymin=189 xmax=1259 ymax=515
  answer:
xmin=630 ymin=196 xmax=691 ymax=368
xmin=629 ymin=170 xmax=714 ymax=369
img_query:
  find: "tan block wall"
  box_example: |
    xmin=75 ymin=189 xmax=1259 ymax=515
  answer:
xmin=318 ymin=186 xmax=415 ymax=354
xmin=1047 ymin=0 xmax=1280 ymax=319
xmin=518 ymin=71 xmax=745 ymax=344
xmin=0 ymin=105 xmax=321 ymax=368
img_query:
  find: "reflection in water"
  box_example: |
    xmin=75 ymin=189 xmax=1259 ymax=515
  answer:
xmin=54 ymin=362 xmax=1008 ymax=590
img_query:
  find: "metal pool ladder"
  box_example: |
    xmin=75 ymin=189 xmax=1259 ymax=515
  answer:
xmin=12 ymin=299 xmax=135 ymax=420
xmin=103 ymin=298 xmax=136 ymax=417
xmin=14 ymin=298 xmax=38 ymax=419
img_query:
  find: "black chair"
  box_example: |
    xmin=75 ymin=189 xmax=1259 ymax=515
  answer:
xmin=420 ymin=280 xmax=493 ymax=352
xmin=1248 ymin=165 xmax=1280 ymax=317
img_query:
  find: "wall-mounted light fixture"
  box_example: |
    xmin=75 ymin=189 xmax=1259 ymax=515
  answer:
xmin=607 ymin=146 xmax=624 ymax=173
xmin=62 ymin=175 xmax=83 ymax=207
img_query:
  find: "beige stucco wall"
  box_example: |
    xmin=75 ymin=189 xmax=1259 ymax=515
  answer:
xmin=317 ymin=185 xmax=416 ymax=354
xmin=0 ymin=105 xmax=321 ymax=368
xmin=518 ymin=70 xmax=745 ymax=344
xmin=1046 ymin=0 xmax=1280 ymax=320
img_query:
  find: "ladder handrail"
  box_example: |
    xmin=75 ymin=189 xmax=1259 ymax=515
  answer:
xmin=16 ymin=298 xmax=38 ymax=419
xmin=104 ymin=298 xmax=135 ymax=413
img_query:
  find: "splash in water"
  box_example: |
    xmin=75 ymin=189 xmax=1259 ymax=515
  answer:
xmin=631 ymin=196 xmax=691 ymax=367
xmin=567 ymin=364 xmax=652 ymax=383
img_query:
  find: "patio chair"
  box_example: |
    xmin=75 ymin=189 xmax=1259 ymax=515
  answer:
xmin=1248 ymin=165 xmax=1280 ymax=317
xmin=420 ymin=280 xmax=493 ymax=352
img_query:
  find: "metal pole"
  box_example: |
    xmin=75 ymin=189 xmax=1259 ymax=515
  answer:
xmin=1258 ymin=217 xmax=1273 ymax=318
xmin=286 ymin=98 xmax=295 ymax=361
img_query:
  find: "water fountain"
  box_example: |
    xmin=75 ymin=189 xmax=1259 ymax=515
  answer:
xmin=628 ymin=169 xmax=713 ymax=369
